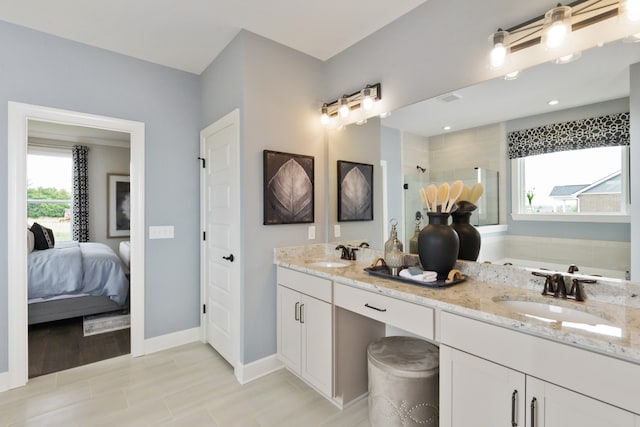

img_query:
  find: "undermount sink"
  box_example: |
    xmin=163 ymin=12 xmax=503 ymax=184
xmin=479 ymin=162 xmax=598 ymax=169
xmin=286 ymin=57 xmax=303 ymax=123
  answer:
xmin=493 ymin=298 xmax=612 ymax=326
xmin=307 ymin=260 xmax=350 ymax=268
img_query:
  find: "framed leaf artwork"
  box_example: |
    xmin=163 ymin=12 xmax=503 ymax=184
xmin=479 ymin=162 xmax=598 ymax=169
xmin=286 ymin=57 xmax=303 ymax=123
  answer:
xmin=263 ymin=150 xmax=315 ymax=225
xmin=337 ymin=160 xmax=373 ymax=222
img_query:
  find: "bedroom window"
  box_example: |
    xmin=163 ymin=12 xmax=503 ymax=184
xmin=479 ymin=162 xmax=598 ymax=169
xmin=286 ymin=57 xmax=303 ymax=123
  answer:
xmin=27 ymin=147 xmax=73 ymax=241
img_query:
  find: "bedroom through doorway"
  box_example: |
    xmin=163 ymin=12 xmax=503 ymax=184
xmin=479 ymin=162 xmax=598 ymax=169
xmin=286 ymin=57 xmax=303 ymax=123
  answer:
xmin=26 ymin=120 xmax=132 ymax=378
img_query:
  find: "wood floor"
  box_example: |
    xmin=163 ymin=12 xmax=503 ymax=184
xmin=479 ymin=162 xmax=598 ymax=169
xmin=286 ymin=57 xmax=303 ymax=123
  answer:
xmin=28 ymin=317 xmax=130 ymax=378
xmin=1 ymin=342 xmax=371 ymax=426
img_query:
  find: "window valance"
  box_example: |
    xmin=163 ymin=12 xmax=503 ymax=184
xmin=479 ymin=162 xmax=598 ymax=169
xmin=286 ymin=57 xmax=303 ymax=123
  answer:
xmin=507 ymin=112 xmax=629 ymax=159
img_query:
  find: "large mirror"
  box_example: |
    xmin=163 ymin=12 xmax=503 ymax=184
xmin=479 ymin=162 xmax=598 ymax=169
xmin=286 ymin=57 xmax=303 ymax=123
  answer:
xmin=329 ymin=37 xmax=640 ymax=280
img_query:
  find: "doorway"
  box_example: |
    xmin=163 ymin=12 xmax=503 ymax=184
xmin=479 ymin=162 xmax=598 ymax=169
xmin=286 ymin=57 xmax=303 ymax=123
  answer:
xmin=7 ymin=102 xmax=146 ymax=389
xmin=25 ymin=120 xmax=132 ymax=377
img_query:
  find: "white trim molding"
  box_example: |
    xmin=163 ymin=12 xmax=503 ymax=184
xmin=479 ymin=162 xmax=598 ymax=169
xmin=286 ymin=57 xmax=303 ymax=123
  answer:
xmin=7 ymin=102 xmax=145 ymax=390
xmin=144 ymin=327 xmax=201 ymax=355
xmin=235 ymin=354 xmax=284 ymax=385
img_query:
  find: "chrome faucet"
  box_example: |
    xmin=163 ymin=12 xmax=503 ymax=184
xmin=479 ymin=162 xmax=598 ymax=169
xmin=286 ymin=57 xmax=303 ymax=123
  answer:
xmin=567 ymin=264 xmax=579 ymax=273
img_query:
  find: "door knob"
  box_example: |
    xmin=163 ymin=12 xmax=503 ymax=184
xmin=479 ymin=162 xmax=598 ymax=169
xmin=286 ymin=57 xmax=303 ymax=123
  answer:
xmin=222 ymin=254 xmax=234 ymax=262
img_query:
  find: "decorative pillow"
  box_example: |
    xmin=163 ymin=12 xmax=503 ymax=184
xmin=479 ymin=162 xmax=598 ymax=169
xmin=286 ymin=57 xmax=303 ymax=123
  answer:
xmin=31 ymin=222 xmax=55 ymax=250
xmin=27 ymin=228 xmax=35 ymax=253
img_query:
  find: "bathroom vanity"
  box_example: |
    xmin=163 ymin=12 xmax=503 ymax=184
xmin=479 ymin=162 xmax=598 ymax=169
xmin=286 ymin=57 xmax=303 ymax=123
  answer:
xmin=275 ymin=244 xmax=640 ymax=426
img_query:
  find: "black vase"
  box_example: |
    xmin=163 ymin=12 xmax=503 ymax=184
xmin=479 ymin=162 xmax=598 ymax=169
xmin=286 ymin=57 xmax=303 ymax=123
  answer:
xmin=418 ymin=212 xmax=459 ymax=280
xmin=451 ymin=201 xmax=481 ymax=261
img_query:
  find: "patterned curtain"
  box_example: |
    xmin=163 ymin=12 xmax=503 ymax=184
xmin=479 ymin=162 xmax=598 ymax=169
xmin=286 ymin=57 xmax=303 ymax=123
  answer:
xmin=72 ymin=145 xmax=90 ymax=242
xmin=507 ymin=112 xmax=630 ymax=159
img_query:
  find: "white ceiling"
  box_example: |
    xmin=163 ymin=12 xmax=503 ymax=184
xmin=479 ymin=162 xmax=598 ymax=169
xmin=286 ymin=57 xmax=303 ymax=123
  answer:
xmin=382 ymin=39 xmax=640 ymax=137
xmin=0 ymin=0 xmax=427 ymax=74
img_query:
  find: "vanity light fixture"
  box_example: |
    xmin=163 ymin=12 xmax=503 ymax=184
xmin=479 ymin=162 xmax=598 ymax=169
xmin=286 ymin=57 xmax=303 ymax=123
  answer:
xmin=488 ymin=0 xmax=626 ymax=70
xmin=320 ymin=83 xmax=381 ymax=126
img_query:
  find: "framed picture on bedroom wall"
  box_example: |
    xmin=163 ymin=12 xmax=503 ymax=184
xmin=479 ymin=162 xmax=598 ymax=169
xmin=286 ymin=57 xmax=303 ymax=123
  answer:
xmin=108 ymin=173 xmax=130 ymax=238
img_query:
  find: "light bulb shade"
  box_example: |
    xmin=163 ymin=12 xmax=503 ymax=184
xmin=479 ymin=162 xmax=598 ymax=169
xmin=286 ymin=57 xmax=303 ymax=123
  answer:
xmin=489 ymin=30 xmax=510 ymax=69
xmin=361 ymin=87 xmax=374 ymax=110
xmin=339 ymin=97 xmax=350 ymax=118
xmin=624 ymin=0 xmax=640 ymax=21
xmin=542 ymin=5 xmax=572 ymax=49
xmin=320 ymin=105 xmax=330 ymax=125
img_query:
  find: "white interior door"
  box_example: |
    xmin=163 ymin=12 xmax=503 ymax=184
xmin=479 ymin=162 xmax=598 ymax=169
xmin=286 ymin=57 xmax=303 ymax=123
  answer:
xmin=200 ymin=109 xmax=240 ymax=370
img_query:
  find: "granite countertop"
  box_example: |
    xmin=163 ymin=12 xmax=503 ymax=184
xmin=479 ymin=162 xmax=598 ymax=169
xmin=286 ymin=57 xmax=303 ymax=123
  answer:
xmin=274 ymin=244 xmax=640 ymax=365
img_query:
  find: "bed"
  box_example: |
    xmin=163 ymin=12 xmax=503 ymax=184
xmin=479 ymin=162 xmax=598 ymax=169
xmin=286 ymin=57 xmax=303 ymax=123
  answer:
xmin=28 ymin=241 xmax=130 ymax=325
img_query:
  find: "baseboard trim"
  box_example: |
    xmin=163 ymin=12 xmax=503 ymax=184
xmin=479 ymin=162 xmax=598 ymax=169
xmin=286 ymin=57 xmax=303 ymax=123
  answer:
xmin=144 ymin=327 xmax=201 ymax=355
xmin=0 ymin=371 xmax=8 ymax=393
xmin=235 ymin=354 xmax=283 ymax=385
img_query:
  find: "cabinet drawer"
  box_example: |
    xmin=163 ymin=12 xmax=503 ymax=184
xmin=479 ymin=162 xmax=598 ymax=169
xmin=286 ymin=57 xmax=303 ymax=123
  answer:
xmin=334 ymin=282 xmax=434 ymax=339
xmin=277 ymin=266 xmax=332 ymax=303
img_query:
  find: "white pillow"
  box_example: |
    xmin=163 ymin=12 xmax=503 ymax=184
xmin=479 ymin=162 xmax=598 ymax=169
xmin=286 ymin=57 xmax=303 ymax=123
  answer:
xmin=27 ymin=228 xmax=35 ymax=253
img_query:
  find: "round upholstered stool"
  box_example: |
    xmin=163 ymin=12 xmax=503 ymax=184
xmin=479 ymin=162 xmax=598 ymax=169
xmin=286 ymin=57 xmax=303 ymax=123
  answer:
xmin=367 ymin=336 xmax=439 ymax=427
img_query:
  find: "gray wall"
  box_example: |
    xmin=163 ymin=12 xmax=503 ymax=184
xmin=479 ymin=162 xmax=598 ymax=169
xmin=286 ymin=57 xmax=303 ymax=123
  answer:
xmin=381 ymin=126 xmax=403 ymax=241
xmin=324 ymin=0 xmax=558 ymax=116
xmin=329 ymin=118 xmax=384 ymax=249
xmin=200 ymin=31 xmax=325 ymax=363
xmin=87 ymin=144 xmax=131 ymax=253
xmin=0 ymin=20 xmax=201 ymax=371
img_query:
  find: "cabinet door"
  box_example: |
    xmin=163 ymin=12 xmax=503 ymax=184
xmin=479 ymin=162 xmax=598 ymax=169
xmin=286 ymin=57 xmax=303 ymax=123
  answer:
xmin=440 ymin=345 xmax=525 ymax=427
xmin=277 ymin=285 xmax=301 ymax=374
xmin=300 ymin=294 xmax=332 ymax=397
xmin=527 ymin=377 xmax=637 ymax=427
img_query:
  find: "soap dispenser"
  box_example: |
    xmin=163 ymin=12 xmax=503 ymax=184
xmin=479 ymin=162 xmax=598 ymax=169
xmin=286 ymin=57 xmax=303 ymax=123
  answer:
xmin=385 ymin=219 xmax=404 ymax=275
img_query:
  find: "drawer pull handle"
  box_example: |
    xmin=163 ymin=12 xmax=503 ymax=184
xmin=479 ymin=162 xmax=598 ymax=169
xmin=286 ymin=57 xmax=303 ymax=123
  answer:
xmin=300 ymin=304 xmax=305 ymax=324
xmin=511 ymin=390 xmax=518 ymax=426
xmin=530 ymin=397 xmax=537 ymax=427
xmin=365 ymin=303 xmax=387 ymax=312
xmin=294 ymin=302 xmax=300 ymax=321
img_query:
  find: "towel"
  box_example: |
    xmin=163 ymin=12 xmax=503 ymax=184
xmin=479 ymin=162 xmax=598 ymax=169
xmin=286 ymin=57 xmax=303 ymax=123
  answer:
xmin=399 ymin=269 xmax=438 ymax=283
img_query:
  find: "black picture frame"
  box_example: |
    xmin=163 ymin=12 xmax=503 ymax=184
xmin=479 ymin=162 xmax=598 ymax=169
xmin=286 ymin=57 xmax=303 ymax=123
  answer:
xmin=263 ymin=150 xmax=315 ymax=225
xmin=338 ymin=160 xmax=374 ymax=222
xmin=107 ymin=173 xmax=130 ymax=238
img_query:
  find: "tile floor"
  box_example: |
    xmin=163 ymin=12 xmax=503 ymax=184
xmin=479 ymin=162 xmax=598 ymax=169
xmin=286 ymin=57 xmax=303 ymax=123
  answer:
xmin=0 ymin=342 xmax=370 ymax=426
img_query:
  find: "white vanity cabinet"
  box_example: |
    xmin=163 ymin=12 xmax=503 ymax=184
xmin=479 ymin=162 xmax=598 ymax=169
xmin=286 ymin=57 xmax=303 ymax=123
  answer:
xmin=276 ymin=267 xmax=332 ymax=398
xmin=527 ymin=376 xmax=639 ymax=427
xmin=440 ymin=311 xmax=640 ymax=427
xmin=440 ymin=345 xmax=525 ymax=426
xmin=441 ymin=346 xmax=638 ymax=427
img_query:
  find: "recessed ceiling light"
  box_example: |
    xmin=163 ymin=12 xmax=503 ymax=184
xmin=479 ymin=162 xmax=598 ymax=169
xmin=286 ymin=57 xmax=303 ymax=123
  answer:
xmin=552 ymin=52 xmax=581 ymax=64
xmin=443 ymin=126 xmax=452 ymax=131
xmin=504 ymin=71 xmax=520 ymax=80
xmin=548 ymin=99 xmax=560 ymax=106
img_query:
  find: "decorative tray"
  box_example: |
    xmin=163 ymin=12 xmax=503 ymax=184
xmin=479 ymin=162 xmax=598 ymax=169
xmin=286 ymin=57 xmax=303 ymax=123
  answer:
xmin=363 ymin=265 xmax=466 ymax=288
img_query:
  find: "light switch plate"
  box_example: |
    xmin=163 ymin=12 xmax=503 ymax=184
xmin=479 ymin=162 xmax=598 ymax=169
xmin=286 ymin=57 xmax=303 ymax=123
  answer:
xmin=334 ymin=224 xmax=341 ymax=237
xmin=149 ymin=225 xmax=174 ymax=239
xmin=308 ymin=225 xmax=316 ymax=240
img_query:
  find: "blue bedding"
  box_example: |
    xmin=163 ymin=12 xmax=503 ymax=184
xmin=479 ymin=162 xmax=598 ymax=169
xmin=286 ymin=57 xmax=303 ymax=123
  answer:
xmin=28 ymin=241 xmax=129 ymax=305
